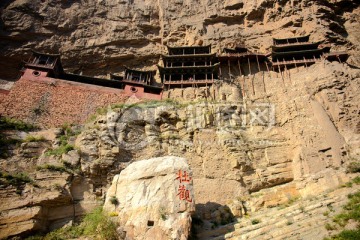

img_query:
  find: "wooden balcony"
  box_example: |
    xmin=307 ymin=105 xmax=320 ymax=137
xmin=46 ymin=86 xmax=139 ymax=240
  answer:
xmin=163 ymin=79 xmax=215 ymax=86
xmin=272 ymin=58 xmax=320 ymax=67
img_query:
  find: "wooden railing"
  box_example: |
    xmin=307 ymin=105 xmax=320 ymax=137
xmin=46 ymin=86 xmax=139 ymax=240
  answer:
xmin=272 ymin=58 xmax=320 ymax=66
xmin=218 ymin=52 xmax=268 ymax=58
xmin=324 ymin=51 xmax=348 ymax=57
xmin=274 ymin=42 xmax=310 ymax=47
xmin=164 ymin=79 xmax=215 ymax=85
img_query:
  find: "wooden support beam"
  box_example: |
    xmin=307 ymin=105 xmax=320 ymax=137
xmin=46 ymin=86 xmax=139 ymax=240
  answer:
xmin=284 ymin=64 xmax=291 ymax=84
xmin=293 ymin=57 xmax=298 ymax=72
xmin=247 ymin=57 xmax=252 ymax=75
xmin=262 ymin=71 xmax=266 ymax=93
xmin=265 ymin=61 xmax=271 ymax=77
xmin=251 ymin=75 xmax=255 ymax=95
xmin=256 ymin=55 xmax=261 ymax=73
xmin=337 ymin=55 xmax=342 ymax=63
xmin=228 ymin=59 xmax=231 ymax=80
xmin=237 ymin=59 xmax=242 ymax=76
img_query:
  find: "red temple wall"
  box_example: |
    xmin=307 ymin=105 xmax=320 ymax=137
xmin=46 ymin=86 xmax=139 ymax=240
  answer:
xmin=123 ymin=84 xmax=162 ymax=100
xmin=0 ymin=69 xmax=129 ymax=128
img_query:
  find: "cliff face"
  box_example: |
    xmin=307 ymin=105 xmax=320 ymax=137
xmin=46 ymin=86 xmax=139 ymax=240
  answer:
xmin=1 ymin=0 xmax=359 ymax=79
xmin=1 ymin=0 xmax=360 ymax=239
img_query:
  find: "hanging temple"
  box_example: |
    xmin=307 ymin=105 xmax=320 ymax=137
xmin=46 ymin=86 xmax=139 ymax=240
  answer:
xmin=20 ymin=35 xmax=349 ymax=100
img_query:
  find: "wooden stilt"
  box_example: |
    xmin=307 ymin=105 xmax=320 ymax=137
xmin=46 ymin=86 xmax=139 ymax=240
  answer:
xmin=256 ymin=55 xmax=261 ymax=73
xmin=242 ymin=75 xmax=246 ymax=98
xmin=219 ymin=65 xmax=222 ymax=79
xmin=248 ymin=57 xmax=252 ymax=75
xmin=304 ymin=57 xmax=308 ymax=68
xmin=181 ymin=74 xmax=183 ymax=89
xmin=265 ymin=61 xmax=271 ymax=78
xmin=293 ymin=57 xmax=298 ymax=72
xmin=337 ymin=55 xmax=342 ymax=63
xmin=228 ymin=59 xmax=231 ymax=81
xmin=262 ymin=70 xmax=266 ymax=93
xmin=237 ymin=59 xmax=242 ymax=76
xmin=285 ymin=64 xmax=291 ymax=84
xmin=277 ymin=61 xmax=285 ymax=85
xmin=251 ymin=75 xmax=255 ymax=96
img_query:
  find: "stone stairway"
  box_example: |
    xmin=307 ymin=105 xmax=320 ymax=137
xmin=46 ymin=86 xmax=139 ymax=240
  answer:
xmin=200 ymin=186 xmax=358 ymax=240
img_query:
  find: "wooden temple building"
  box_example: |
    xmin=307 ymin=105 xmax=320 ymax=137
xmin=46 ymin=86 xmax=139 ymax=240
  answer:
xmin=110 ymin=67 xmax=162 ymax=99
xmin=270 ymin=35 xmax=348 ymax=71
xmin=18 ymin=35 xmax=351 ymax=99
xmin=22 ymin=51 xmax=163 ymax=100
xmin=157 ymin=45 xmax=219 ymax=88
xmin=25 ymin=51 xmax=64 ymax=78
xmin=218 ymin=46 xmax=270 ymax=79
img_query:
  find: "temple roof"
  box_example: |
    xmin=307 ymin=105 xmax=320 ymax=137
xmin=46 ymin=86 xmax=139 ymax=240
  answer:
xmin=31 ymin=50 xmax=61 ymax=57
xmin=223 ymin=46 xmax=248 ymax=53
xmin=120 ymin=80 xmax=163 ymax=89
xmin=324 ymin=52 xmax=349 ymax=62
xmin=273 ymin=35 xmax=310 ymax=42
xmin=125 ymin=67 xmax=156 ymax=74
xmin=273 ymin=35 xmax=310 ymax=45
xmin=272 ymin=41 xmax=322 ymax=52
xmin=109 ymin=73 xmax=124 ymax=80
xmin=166 ymin=44 xmax=211 ymax=50
xmin=161 ymin=53 xmax=216 ymax=59
xmin=158 ymin=63 xmax=220 ymax=73
xmin=272 ymin=47 xmax=330 ymax=58
xmin=63 ymin=73 xmax=124 ymax=89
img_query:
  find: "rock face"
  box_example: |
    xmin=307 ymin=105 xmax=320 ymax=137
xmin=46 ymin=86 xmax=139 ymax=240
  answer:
xmin=104 ymin=156 xmax=195 ymax=240
xmin=0 ymin=0 xmax=360 ymax=239
xmin=0 ymin=0 xmax=359 ymax=79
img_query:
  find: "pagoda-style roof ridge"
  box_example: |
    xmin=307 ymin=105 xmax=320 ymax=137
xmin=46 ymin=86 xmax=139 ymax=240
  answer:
xmin=120 ymin=79 xmax=163 ymax=89
xmin=166 ymin=44 xmax=211 ymax=49
xmin=273 ymin=35 xmax=310 ymax=41
xmin=158 ymin=62 xmax=220 ymax=70
xmin=109 ymin=73 xmax=124 ymax=80
xmin=161 ymin=53 xmax=216 ymax=58
xmin=223 ymin=46 xmax=249 ymax=52
xmin=31 ymin=49 xmax=61 ymax=57
xmin=125 ymin=66 xmax=156 ymax=74
xmin=65 ymin=73 xmax=114 ymax=83
xmin=272 ymin=41 xmax=323 ymax=49
xmin=272 ymin=47 xmax=330 ymax=57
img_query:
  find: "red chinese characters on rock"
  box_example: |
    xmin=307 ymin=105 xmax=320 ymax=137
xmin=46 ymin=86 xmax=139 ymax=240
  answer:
xmin=176 ymin=170 xmax=193 ymax=203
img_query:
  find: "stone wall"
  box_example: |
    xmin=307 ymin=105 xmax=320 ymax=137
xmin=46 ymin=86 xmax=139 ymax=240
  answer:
xmin=0 ymin=69 xmax=129 ymax=128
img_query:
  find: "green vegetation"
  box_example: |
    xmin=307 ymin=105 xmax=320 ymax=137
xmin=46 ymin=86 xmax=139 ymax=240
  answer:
xmin=36 ymin=160 xmax=79 ymax=174
xmin=44 ymin=124 xmax=79 ymax=156
xmin=159 ymin=207 xmax=168 ymax=221
xmin=0 ymin=116 xmax=36 ymax=158
xmin=346 ymin=160 xmax=360 ymax=173
xmin=109 ymin=196 xmax=119 ymax=206
xmin=278 ymin=196 xmax=301 ymax=209
xmin=26 ymin=207 xmax=118 ymax=240
xmin=0 ymin=171 xmax=37 ymax=193
xmin=0 ymin=116 xmax=37 ymax=131
xmin=353 ymin=176 xmax=360 ymax=185
xmin=332 ymin=191 xmax=360 ymax=227
xmin=324 ymin=178 xmax=360 ymax=240
xmin=251 ymin=219 xmax=261 ymax=225
xmin=36 ymin=164 xmax=69 ymax=173
xmin=24 ymin=135 xmax=46 ymax=142
xmin=45 ymin=144 xmax=74 ymax=156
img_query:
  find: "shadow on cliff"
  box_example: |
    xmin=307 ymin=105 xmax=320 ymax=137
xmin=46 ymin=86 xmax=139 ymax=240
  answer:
xmin=190 ymin=202 xmax=236 ymax=240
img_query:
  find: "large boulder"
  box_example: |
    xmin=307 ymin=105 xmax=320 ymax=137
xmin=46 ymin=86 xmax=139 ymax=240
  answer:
xmin=104 ymin=156 xmax=195 ymax=240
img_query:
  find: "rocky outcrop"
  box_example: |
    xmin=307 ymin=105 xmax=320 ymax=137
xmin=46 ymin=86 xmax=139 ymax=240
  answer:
xmin=0 ymin=127 xmax=124 ymax=239
xmin=104 ymin=156 xmax=195 ymax=240
xmin=1 ymin=60 xmax=359 ymax=239
xmin=0 ymin=0 xmax=359 ymax=79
